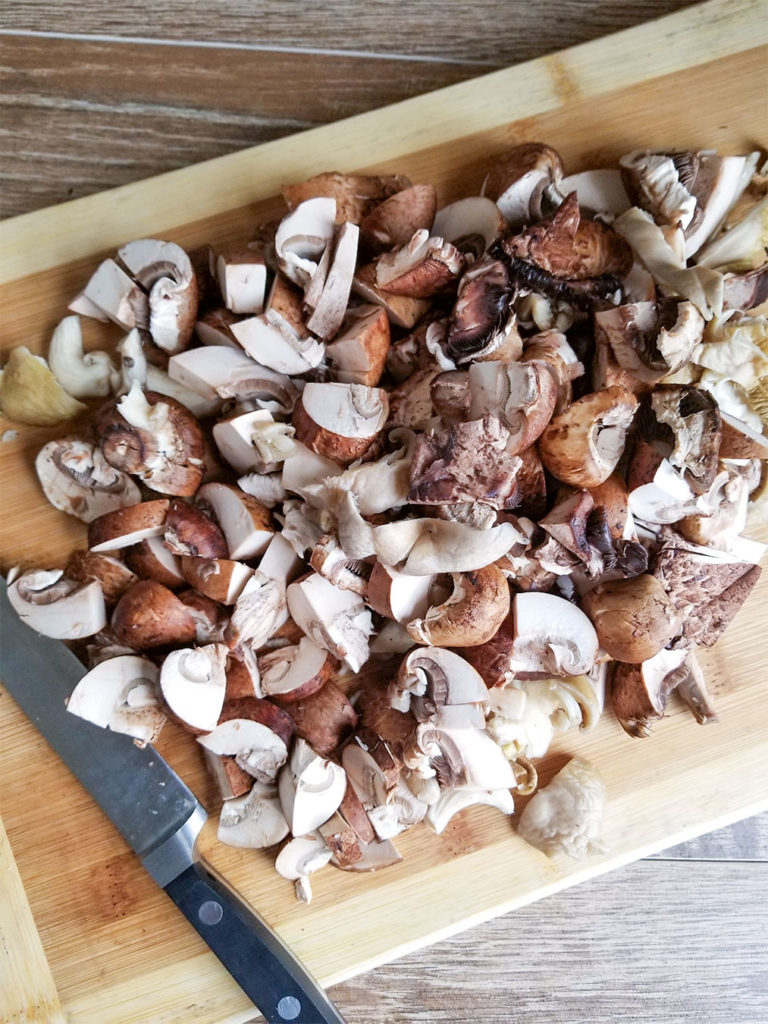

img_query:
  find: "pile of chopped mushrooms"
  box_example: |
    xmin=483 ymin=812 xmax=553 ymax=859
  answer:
xmin=2 ymin=142 xmax=767 ymax=901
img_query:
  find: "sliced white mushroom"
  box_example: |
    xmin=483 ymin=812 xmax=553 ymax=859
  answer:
xmin=217 ymin=781 xmax=289 ymax=849
xmin=7 ymin=570 xmax=107 ymax=639
xmin=199 ymin=719 xmax=289 ymax=782
xmin=160 ymin=643 xmax=228 ymax=732
xmin=391 ymin=646 xmax=490 ymax=717
xmin=286 ymin=572 xmax=373 ymax=672
xmin=274 ymin=833 xmax=333 ymax=904
xmin=425 ymin=786 xmax=515 ymax=835
xmin=66 ymin=654 xmax=165 ymax=745
xmin=230 ymin=314 xmax=325 ymax=376
xmin=306 ymin=222 xmax=359 ymax=340
xmin=406 ymin=722 xmax=518 ymax=789
xmin=144 ymin=364 xmax=222 ymax=419
xmin=76 ymin=258 xmax=147 ymax=330
xmin=47 ymin=315 xmax=120 ymax=399
xmin=36 ymin=438 xmax=141 ymax=523
xmin=510 ymin=592 xmax=599 ymax=677
xmin=274 ymin=196 xmax=336 ymax=288
xmin=117 ymin=238 xmax=198 ymax=353
xmin=278 ymin=738 xmax=347 ymax=837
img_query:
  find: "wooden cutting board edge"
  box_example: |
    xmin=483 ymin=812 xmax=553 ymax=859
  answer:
xmin=0 ymin=0 xmax=765 ymax=283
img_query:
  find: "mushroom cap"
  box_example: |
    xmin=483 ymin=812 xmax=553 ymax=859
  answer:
xmin=581 ymin=575 xmax=681 ymax=663
xmin=110 ymin=578 xmax=197 ymax=649
xmin=406 ymin=565 xmax=511 ymax=648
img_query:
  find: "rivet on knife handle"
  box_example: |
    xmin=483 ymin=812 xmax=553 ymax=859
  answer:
xmin=162 ymin=861 xmax=347 ymax=1024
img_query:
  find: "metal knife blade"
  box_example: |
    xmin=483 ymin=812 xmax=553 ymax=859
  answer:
xmin=0 ymin=577 xmax=346 ymax=1024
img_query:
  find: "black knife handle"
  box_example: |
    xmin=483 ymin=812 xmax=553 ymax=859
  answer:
xmin=163 ymin=861 xmax=347 ymax=1024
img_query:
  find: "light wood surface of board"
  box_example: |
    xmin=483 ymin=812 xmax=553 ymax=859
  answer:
xmin=1 ymin=2 xmax=767 ymax=1022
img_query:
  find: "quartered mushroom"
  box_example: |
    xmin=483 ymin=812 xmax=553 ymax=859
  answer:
xmin=124 ymin=534 xmax=185 ymax=589
xmin=213 ymin=244 xmax=268 ymax=315
xmin=365 ymin=561 xmax=435 ymax=623
xmin=117 ymin=238 xmax=199 ymax=353
xmin=36 ymin=438 xmax=142 ymax=523
xmin=375 ymin=230 xmax=465 ymax=298
xmin=509 ymin=591 xmax=599 ymax=677
xmin=468 ymin=359 xmax=558 ymax=453
xmin=274 ymin=679 xmax=357 ymax=756
xmin=159 ymin=643 xmax=228 ymax=733
xmin=286 ymin=572 xmax=373 ymax=673
xmin=278 ymin=738 xmax=347 ymax=836
xmin=67 ymin=654 xmax=165 ymax=745
xmin=291 ymin=382 xmax=389 ymax=465
xmin=481 ymin=142 xmax=564 ymax=226
xmin=258 ymin=637 xmax=336 ymax=701
xmin=196 ymin=481 xmax=275 ymax=560
xmin=88 ymin=498 xmax=170 ymax=552
xmin=213 ymin=408 xmax=296 ymax=475
xmin=110 ymin=579 xmax=197 ymax=649
xmin=180 ymin=556 xmax=253 ymax=606
xmin=610 ymin=647 xmax=691 ymax=737
xmin=325 ymin=305 xmax=390 ymax=386
xmin=581 ymin=575 xmax=681 ymax=663
xmin=7 ymin=569 xmax=107 ymax=639
xmin=64 ymin=549 xmax=138 ymax=605
xmin=342 ymin=737 xmax=427 ymax=841
xmin=359 ymin=183 xmax=437 ymax=252
xmin=199 ymin=716 xmax=289 ymax=783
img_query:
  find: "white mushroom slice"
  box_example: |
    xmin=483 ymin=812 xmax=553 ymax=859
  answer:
xmin=144 ymin=365 xmax=221 ymax=419
xmin=391 ymin=646 xmax=489 ymax=717
xmin=196 ymin=481 xmax=274 ymax=561
xmin=230 ymin=314 xmax=325 ymax=375
xmin=215 ymin=247 xmax=268 ymax=314
xmin=697 ymin=195 xmax=768 ymax=270
xmin=36 ymin=438 xmax=141 ymax=523
xmin=7 ymin=570 xmax=106 ymax=639
xmin=77 ymin=258 xmax=147 ymax=329
xmin=292 ymin=382 xmax=389 ymax=465
xmin=199 ymin=719 xmax=289 ymax=782
xmin=168 ymin=346 xmax=270 ymax=401
xmin=47 ymin=315 xmax=120 ymax=399
xmin=432 ymin=196 xmax=505 ymax=257
xmin=274 ymin=834 xmax=333 ymax=904
xmin=286 ymin=573 xmax=372 ymax=673
xmin=510 ymin=592 xmax=599 ymax=677
xmin=516 ymin=756 xmax=607 ymax=859
xmin=274 ymin=196 xmax=337 ymax=287
xmin=213 ymin=409 xmax=296 ymax=475
xmin=278 ymin=738 xmax=347 ymax=837
xmin=259 ymin=636 xmax=334 ymax=701
xmin=160 ymin=643 xmax=228 ymax=733
xmin=553 ymin=168 xmax=631 ymax=217
xmin=66 ymin=654 xmax=165 ymax=745
xmin=117 ymin=239 xmax=198 ymax=353
xmin=425 ymin=787 xmax=515 ymax=835
xmin=217 ymin=782 xmax=289 ymax=849
xmin=257 ymin=532 xmax=304 ymax=587
xmin=306 ymin=222 xmax=359 ymax=340
xmin=406 ymin=723 xmax=518 ymax=790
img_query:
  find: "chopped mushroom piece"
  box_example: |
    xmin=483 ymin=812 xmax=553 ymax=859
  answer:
xmin=160 ymin=643 xmax=228 ymax=733
xmin=7 ymin=570 xmax=107 ymax=640
xmin=67 ymin=654 xmax=165 ymax=745
xmin=517 ymin=757 xmax=606 ymax=859
xmin=278 ymin=738 xmax=347 ymax=836
xmin=199 ymin=718 xmax=289 ymax=782
xmin=217 ymin=781 xmax=289 ymax=849
xmin=292 ymin=382 xmax=389 ymax=465
xmin=47 ymin=315 xmax=120 ymax=399
xmin=509 ymin=592 xmax=599 ymax=678
xmin=406 ymin=565 xmax=511 ymax=648
xmin=36 ymin=438 xmax=142 ymax=523
xmin=274 ymin=833 xmax=333 ymax=904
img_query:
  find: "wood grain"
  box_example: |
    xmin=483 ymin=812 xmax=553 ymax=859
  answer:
xmin=1 ymin=3 xmax=767 ymax=1023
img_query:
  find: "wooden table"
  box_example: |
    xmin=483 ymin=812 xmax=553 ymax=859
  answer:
xmin=1 ymin=3 xmax=767 ymax=1021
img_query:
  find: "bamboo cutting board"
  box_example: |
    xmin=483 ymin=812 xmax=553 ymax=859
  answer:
xmin=1 ymin=2 xmax=767 ymax=1022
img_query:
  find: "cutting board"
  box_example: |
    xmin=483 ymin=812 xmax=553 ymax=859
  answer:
xmin=1 ymin=2 xmax=767 ymax=1022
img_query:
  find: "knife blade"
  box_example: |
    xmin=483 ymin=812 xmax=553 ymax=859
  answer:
xmin=0 ymin=577 xmax=346 ymax=1024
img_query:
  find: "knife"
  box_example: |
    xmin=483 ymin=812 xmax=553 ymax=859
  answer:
xmin=0 ymin=577 xmax=346 ymax=1024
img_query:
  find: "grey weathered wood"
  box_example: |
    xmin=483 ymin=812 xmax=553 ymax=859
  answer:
xmin=323 ymin=859 xmax=768 ymax=1024
xmin=652 ymin=811 xmax=768 ymax=861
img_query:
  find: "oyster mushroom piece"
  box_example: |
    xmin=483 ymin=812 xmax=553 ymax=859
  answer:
xmin=110 ymin=579 xmax=197 ymax=649
xmin=292 ymin=382 xmax=389 ymax=465
xmin=88 ymin=498 xmax=170 ymax=552
xmin=510 ymin=592 xmax=599 ymax=678
xmin=98 ymin=383 xmax=205 ymax=497
xmin=481 ymin=143 xmax=564 ymax=225
xmin=274 ymin=834 xmax=333 ymax=904
xmin=648 ymin=384 xmax=722 ymax=494
xmin=278 ymin=738 xmax=347 ymax=837
xmin=217 ymin=781 xmax=289 ymax=849
xmin=538 ymin=386 xmax=639 ymax=488
xmin=0 ymin=346 xmax=87 ymax=425
xmin=431 ymin=197 xmax=506 ymax=259
xmin=593 ymin=299 xmax=705 ymax=383
xmin=425 ymin=786 xmax=515 ymax=835
xmin=286 ymin=572 xmax=372 ymax=673
xmin=406 ymin=565 xmax=511 ymax=648
xmin=159 ymin=643 xmax=228 ymax=733
xmin=325 ymin=305 xmax=391 ymax=386
xmin=390 ymin=646 xmax=490 ymax=718
xmin=468 ymin=359 xmax=558 ymax=453
xmin=274 ymin=196 xmax=336 ymax=287
xmin=7 ymin=570 xmax=107 ymax=639
xmin=66 ymin=654 xmax=165 ymax=745
xmin=36 ymin=438 xmax=142 ymax=523
xmin=581 ymin=575 xmax=681 ymax=663
xmin=199 ymin=718 xmax=289 ymax=782
xmin=117 ymin=238 xmax=198 ymax=353
xmin=516 ymin=756 xmax=606 ymax=859
xmin=47 ymin=315 xmax=120 ymax=399
xmin=258 ymin=637 xmax=336 ymax=702
xmin=224 ymin=570 xmax=288 ymax=650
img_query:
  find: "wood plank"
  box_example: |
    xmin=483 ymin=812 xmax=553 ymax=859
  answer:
xmin=0 ymin=817 xmax=66 ymax=1024
xmin=1 ymin=0 xmax=701 ymax=63
xmin=327 ymin=860 xmax=768 ymax=1024
xmin=651 ymin=811 xmax=768 ymax=861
